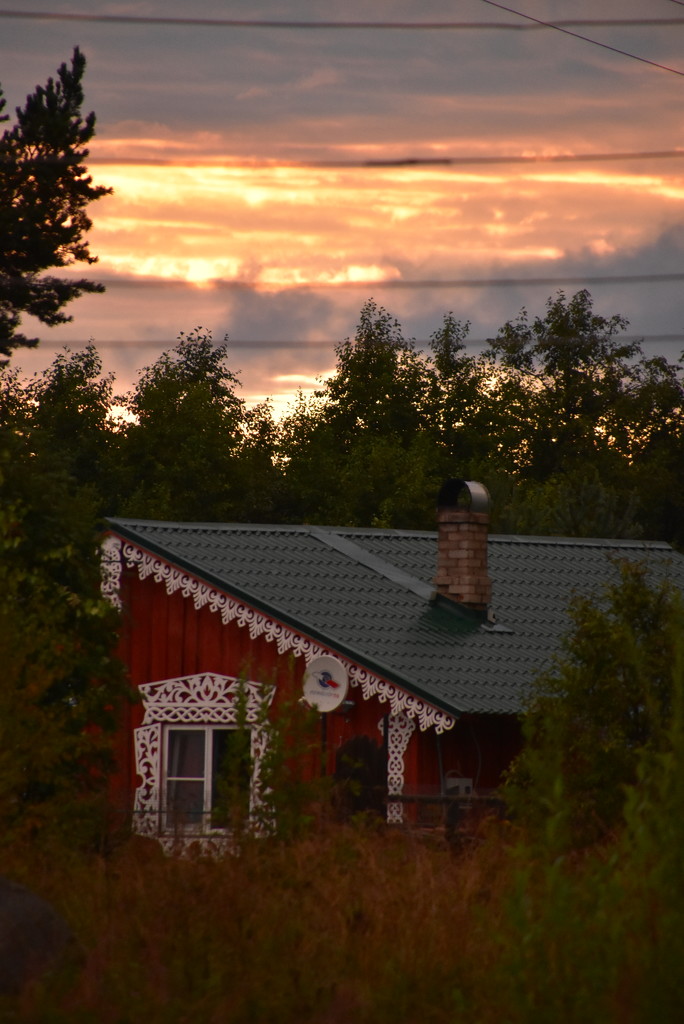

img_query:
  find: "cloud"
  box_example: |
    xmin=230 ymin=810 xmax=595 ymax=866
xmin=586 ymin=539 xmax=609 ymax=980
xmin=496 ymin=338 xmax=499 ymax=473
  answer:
xmin=4 ymin=0 xmax=684 ymax=410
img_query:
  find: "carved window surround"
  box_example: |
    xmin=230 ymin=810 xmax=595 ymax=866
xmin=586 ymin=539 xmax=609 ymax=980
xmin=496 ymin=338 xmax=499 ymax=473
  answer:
xmin=133 ymin=672 xmax=274 ymax=855
xmin=101 ymin=534 xmax=455 ymax=735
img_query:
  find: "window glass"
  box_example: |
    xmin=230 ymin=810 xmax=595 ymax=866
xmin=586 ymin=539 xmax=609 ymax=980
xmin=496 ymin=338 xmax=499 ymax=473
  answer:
xmin=166 ymin=780 xmax=205 ymax=830
xmin=166 ymin=729 xmax=206 ymax=831
xmin=164 ymin=727 xmax=252 ymax=833
xmin=168 ymin=729 xmax=205 ymax=778
xmin=211 ymin=729 xmax=251 ymax=829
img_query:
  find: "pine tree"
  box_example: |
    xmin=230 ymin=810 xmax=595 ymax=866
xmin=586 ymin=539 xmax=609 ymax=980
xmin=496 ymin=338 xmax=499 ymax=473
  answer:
xmin=0 ymin=48 xmax=111 ymax=360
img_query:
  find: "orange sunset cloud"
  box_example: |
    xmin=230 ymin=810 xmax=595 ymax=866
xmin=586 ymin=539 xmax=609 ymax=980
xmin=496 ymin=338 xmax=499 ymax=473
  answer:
xmin=3 ymin=1 xmax=684 ymax=411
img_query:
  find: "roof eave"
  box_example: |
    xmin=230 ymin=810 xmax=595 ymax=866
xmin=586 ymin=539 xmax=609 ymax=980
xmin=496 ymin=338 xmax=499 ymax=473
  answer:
xmin=107 ymin=523 xmax=467 ymax=719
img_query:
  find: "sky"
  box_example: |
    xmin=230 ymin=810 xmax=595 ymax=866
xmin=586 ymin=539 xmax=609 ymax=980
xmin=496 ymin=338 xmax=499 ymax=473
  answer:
xmin=3 ymin=0 xmax=684 ymax=414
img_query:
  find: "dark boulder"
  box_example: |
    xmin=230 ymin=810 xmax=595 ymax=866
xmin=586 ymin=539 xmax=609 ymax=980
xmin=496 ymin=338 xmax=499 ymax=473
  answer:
xmin=0 ymin=876 xmax=73 ymax=994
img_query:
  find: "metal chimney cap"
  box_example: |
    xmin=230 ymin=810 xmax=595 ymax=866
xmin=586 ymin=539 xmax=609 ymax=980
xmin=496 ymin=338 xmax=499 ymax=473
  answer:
xmin=437 ymin=479 xmax=490 ymax=515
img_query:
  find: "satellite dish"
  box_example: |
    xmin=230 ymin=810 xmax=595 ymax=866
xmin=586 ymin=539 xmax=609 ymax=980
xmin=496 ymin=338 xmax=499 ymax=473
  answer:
xmin=303 ymin=656 xmax=349 ymax=712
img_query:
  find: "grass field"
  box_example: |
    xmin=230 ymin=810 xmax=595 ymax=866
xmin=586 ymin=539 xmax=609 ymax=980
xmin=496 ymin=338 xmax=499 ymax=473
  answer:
xmin=2 ymin=806 xmax=682 ymax=1024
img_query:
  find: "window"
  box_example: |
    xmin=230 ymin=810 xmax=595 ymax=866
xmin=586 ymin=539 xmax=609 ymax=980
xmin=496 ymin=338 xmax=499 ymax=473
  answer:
xmin=164 ymin=725 xmax=251 ymax=833
xmin=133 ymin=673 xmax=275 ymax=847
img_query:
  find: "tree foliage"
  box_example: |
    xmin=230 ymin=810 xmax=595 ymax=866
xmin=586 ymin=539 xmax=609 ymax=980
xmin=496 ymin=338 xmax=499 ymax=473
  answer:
xmin=494 ymin=466 xmax=642 ymax=540
xmin=0 ymin=428 xmax=126 ymax=846
xmin=0 ymin=342 xmax=127 ymax=845
xmin=4 ymin=289 xmax=683 ymax=542
xmin=277 ymin=300 xmax=450 ymax=527
xmin=485 ymin=289 xmax=641 ymax=479
xmin=115 ymin=328 xmax=283 ymax=521
xmin=0 ymin=47 xmax=111 ymax=359
xmin=505 ymin=561 xmax=684 ymax=848
xmin=274 ymin=293 xmax=684 ymax=540
xmin=1 ymin=285 xmax=684 ymax=847
xmin=477 ymin=290 xmax=684 ymax=541
xmin=323 ymin=299 xmax=432 ymax=438
xmin=428 ymin=311 xmax=490 ymax=464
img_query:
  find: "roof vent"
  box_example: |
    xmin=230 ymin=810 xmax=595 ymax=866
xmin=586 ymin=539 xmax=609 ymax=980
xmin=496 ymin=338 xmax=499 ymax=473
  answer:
xmin=434 ymin=479 xmax=492 ymax=613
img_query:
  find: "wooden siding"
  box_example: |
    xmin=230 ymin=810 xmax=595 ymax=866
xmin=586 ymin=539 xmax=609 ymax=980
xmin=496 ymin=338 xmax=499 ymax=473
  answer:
xmin=110 ymin=559 xmax=521 ymax=822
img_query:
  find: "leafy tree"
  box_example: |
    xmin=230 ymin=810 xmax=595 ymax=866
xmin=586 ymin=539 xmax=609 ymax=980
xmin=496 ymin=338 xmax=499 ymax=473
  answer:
xmin=116 ymin=329 xmax=251 ymax=520
xmin=479 ymin=289 xmax=684 ymax=543
xmin=485 ymin=289 xmax=639 ymax=480
xmin=495 ymin=466 xmax=642 ymax=539
xmin=234 ymin=398 xmax=284 ymax=522
xmin=623 ymin=354 xmax=684 ymax=546
xmin=506 ymin=560 xmax=684 ymax=848
xmin=275 ymin=389 xmax=343 ymax=523
xmin=618 ymin=636 xmax=684 ymax=1020
xmin=322 ymin=299 xmax=433 ymax=439
xmin=28 ymin=344 xmax=119 ymax=507
xmin=278 ymin=300 xmax=447 ymax=526
xmin=0 ymin=429 xmax=126 ymax=847
xmin=0 ymin=47 xmax=111 ymax=360
xmin=0 ymin=346 xmax=126 ymax=846
xmin=428 ymin=311 xmax=492 ymax=468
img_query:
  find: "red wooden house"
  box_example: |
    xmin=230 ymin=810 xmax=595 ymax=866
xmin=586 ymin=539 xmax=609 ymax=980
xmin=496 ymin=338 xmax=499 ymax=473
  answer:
xmin=101 ymin=479 xmax=684 ymax=849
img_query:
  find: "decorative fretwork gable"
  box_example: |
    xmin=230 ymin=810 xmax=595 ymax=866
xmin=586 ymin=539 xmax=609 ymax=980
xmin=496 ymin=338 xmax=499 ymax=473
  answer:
xmin=102 ymin=535 xmax=456 ymax=735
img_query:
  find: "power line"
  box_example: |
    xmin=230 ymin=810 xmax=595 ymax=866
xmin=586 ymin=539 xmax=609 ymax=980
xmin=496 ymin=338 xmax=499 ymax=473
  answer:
xmin=2 ymin=9 xmax=684 ymax=30
xmin=7 ymin=148 xmax=684 ymax=170
xmin=6 ymin=148 xmax=684 ymax=169
xmin=31 ymin=335 xmax=684 ymax=350
xmin=90 ymin=272 xmax=684 ymax=291
xmin=314 ymin=273 xmax=684 ymax=289
xmin=477 ymin=0 xmax=684 ymax=77
xmin=79 ymin=147 xmax=684 ymax=168
xmin=8 ymin=271 xmax=683 ymax=294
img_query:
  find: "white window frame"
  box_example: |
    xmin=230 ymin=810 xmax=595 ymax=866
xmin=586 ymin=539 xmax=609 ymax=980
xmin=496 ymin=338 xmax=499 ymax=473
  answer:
xmin=133 ymin=673 xmax=274 ymax=850
xmin=162 ymin=724 xmax=252 ymax=835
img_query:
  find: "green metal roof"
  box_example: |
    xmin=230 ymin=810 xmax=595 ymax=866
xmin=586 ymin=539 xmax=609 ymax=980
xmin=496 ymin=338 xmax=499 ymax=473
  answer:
xmin=108 ymin=518 xmax=684 ymax=717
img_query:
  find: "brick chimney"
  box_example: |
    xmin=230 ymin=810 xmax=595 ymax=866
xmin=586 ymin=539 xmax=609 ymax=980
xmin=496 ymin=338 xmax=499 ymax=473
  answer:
xmin=434 ymin=479 xmax=492 ymax=613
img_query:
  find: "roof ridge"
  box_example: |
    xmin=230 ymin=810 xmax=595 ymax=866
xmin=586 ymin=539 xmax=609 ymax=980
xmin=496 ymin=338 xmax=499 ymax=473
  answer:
xmin=309 ymin=526 xmax=435 ymax=601
xmin=107 ymin=518 xmax=673 ymax=552
xmin=107 ymin=517 xmax=437 ymax=536
xmin=488 ymin=534 xmax=672 ymax=549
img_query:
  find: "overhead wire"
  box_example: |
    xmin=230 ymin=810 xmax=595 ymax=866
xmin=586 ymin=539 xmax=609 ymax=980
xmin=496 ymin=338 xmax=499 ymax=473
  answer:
xmin=477 ymin=0 xmax=684 ymax=77
xmin=5 ymin=147 xmax=684 ymax=169
xmin=64 ymin=147 xmax=684 ymax=168
xmin=2 ymin=10 xmax=684 ymax=30
xmin=32 ymin=334 xmax=684 ymax=349
xmin=3 ymin=6 xmax=682 ymax=169
xmin=4 ymin=4 xmax=684 ymax=360
xmin=88 ymin=272 xmax=684 ymax=291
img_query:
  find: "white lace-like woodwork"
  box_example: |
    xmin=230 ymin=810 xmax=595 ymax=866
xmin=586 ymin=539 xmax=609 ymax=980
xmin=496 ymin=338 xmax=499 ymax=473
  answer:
xmin=133 ymin=672 xmax=274 ymax=845
xmin=100 ymin=535 xmax=123 ymax=610
xmin=382 ymin=712 xmax=417 ymax=825
xmin=102 ymin=537 xmax=455 ymax=734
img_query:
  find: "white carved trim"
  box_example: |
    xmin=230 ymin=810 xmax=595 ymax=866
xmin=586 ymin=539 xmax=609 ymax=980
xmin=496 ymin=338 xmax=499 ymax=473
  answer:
xmin=133 ymin=672 xmax=275 ymax=847
xmin=139 ymin=673 xmax=272 ymax=726
xmin=158 ymin=835 xmax=235 ymax=857
xmin=100 ymin=535 xmax=122 ymax=609
xmin=121 ymin=540 xmax=456 ymax=734
xmin=383 ymin=712 xmax=416 ymax=825
xmin=348 ymin=665 xmax=455 ymax=734
xmin=133 ymin=724 xmax=161 ymax=837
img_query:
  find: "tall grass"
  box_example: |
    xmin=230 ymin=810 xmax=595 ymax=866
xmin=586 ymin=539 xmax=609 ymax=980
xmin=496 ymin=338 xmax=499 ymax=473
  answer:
xmin=6 ymin=631 xmax=684 ymax=1023
xmin=2 ymin=802 xmax=684 ymax=1023
xmin=1 ymin=823 xmax=508 ymax=1023
xmin=7 ymin=586 xmax=684 ymax=1020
